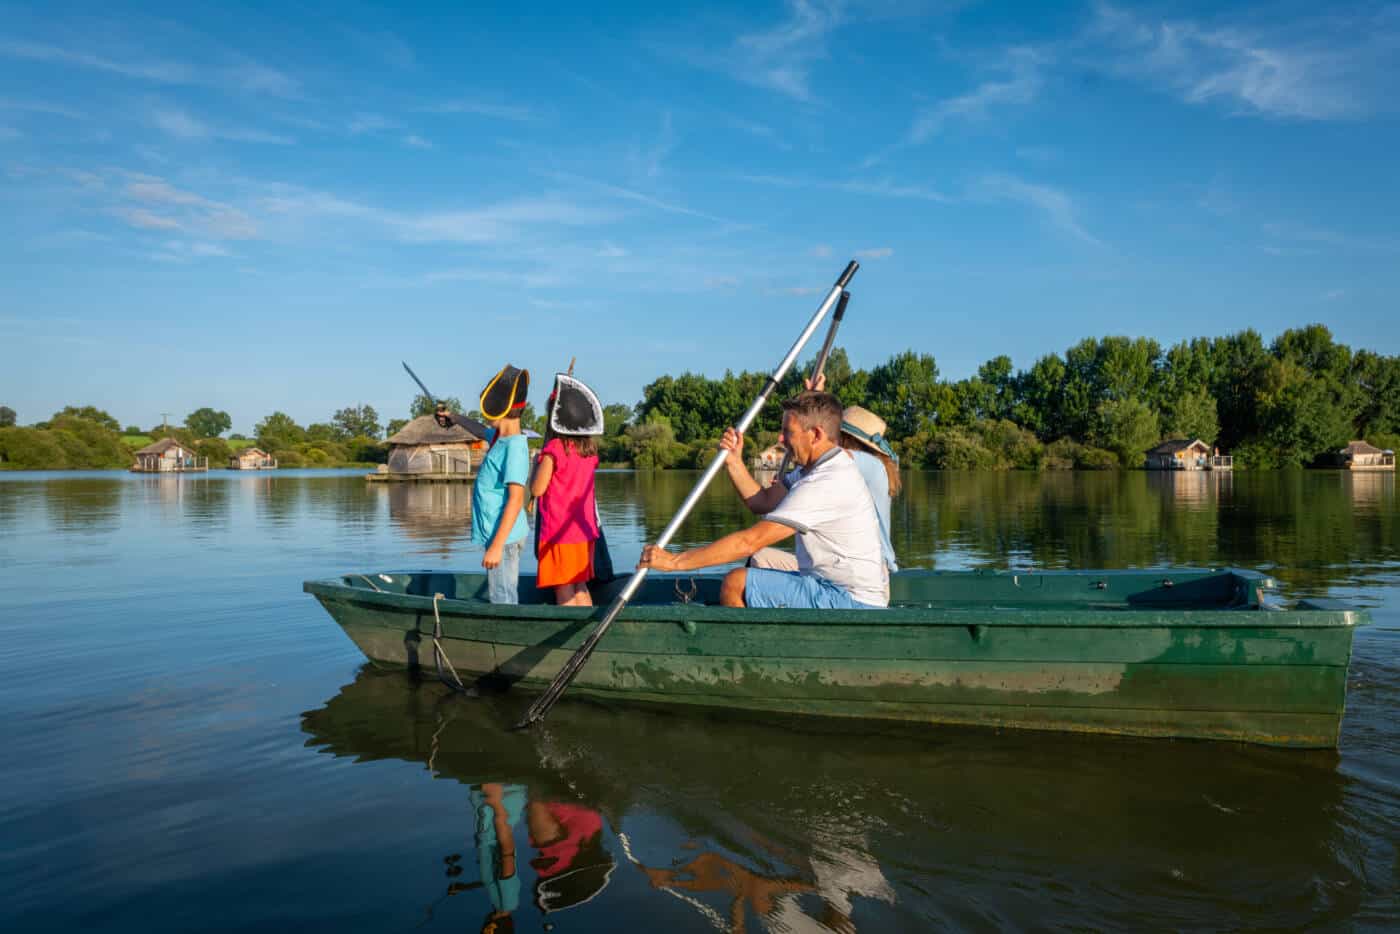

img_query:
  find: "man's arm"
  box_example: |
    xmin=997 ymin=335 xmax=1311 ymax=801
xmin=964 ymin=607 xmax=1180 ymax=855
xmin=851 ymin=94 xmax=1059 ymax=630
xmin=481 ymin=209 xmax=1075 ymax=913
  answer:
xmin=720 ymin=428 xmax=787 ymax=515
xmin=638 ymin=520 xmax=793 ymax=572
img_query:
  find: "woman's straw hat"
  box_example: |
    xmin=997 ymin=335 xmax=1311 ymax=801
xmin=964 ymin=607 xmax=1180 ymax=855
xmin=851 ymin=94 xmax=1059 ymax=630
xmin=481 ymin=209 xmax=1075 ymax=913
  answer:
xmin=840 ymin=406 xmax=896 ymax=460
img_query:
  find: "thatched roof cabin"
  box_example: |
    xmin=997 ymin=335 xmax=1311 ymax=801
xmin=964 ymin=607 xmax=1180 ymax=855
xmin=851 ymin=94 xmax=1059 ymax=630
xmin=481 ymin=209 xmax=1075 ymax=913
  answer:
xmin=385 ymin=415 xmax=485 ymax=476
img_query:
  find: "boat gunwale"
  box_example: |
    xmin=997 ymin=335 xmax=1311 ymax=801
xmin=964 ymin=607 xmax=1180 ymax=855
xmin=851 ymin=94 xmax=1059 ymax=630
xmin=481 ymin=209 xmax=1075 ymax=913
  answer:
xmin=301 ymin=574 xmax=1370 ymax=630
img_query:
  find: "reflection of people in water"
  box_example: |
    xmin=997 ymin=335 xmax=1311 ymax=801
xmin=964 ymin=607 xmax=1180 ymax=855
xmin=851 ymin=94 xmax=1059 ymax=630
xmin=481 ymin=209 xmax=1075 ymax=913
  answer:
xmin=469 ymin=782 xmax=524 ymax=933
xmin=634 ymin=850 xmax=815 ymax=933
xmin=447 ymin=784 xmax=614 ymax=932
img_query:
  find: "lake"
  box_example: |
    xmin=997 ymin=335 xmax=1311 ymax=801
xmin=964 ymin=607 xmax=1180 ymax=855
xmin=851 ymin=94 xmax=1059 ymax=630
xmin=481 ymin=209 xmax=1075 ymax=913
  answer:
xmin=1 ymin=468 xmax=1396 ymax=931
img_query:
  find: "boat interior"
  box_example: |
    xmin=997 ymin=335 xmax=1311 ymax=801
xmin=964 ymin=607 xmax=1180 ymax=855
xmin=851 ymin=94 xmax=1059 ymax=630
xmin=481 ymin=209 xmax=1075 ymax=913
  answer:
xmin=330 ymin=567 xmax=1289 ymax=612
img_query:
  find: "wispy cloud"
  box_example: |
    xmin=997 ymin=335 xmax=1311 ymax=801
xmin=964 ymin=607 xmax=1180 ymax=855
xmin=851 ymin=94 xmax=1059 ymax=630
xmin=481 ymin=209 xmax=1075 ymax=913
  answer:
xmin=403 ymin=134 xmax=432 ymax=149
xmin=977 ymin=173 xmax=1102 ymax=247
xmin=657 ymin=0 xmax=844 ymax=101
xmin=1087 ymin=2 xmax=1398 ymax=120
xmin=1263 ymin=221 xmax=1400 ymax=252
xmin=627 ymin=111 xmax=677 ymax=180
xmin=151 ymin=239 xmax=234 ymax=262
xmin=810 ymin=244 xmax=832 ymax=258
xmin=1321 ymin=288 xmax=1346 ymax=301
xmin=150 ymin=106 xmax=294 ymax=145
xmin=910 ymin=47 xmax=1045 ymax=143
xmin=0 ymin=36 xmax=300 ymax=98
xmin=348 ymin=113 xmax=394 ymax=135
xmin=725 ymin=115 xmax=793 ymax=150
xmin=855 ymin=247 xmax=893 ymax=259
xmin=417 ymin=96 xmax=537 ymax=122
xmin=739 ymin=173 xmax=950 ymax=203
xmin=119 ymin=208 xmax=182 ymax=231
xmin=547 ymin=171 xmax=736 ymax=225
xmin=341 ymin=27 xmax=416 ymax=69
xmin=0 ymin=96 xmax=87 ymax=120
xmin=123 ymin=174 xmax=259 ymax=239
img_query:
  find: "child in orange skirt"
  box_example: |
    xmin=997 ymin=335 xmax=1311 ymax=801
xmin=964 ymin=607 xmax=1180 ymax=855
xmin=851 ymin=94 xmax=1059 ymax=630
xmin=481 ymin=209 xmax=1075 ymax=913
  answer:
xmin=531 ymin=373 xmax=603 ymax=606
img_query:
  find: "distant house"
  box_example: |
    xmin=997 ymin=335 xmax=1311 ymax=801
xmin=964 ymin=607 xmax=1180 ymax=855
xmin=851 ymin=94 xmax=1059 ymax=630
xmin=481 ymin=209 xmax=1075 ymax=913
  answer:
xmin=1338 ymin=440 xmax=1395 ymax=471
xmin=373 ymin=415 xmax=485 ymax=481
xmin=230 ymin=447 xmax=277 ymax=470
xmin=132 ymin=437 xmax=207 ymax=473
xmin=1145 ymin=439 xmax=1231 ymax=471
xmin=752 ymin=443 xmax=787 ymax=472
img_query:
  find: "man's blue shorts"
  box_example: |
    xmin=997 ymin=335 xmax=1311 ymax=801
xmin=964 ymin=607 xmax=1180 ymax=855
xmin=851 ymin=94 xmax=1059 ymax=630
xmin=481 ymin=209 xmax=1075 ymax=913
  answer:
xmin=743 ymin=568 xmax=882 ymax=610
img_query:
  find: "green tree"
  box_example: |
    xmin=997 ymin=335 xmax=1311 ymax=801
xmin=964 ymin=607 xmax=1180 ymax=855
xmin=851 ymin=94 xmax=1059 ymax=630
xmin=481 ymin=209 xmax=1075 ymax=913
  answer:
xmin=623 ymin=414 xmax=687 ymax=468
xmin=54 ymin=406 xmax=120 ymax=432
xmin=602 ymin=403 xmax=633 ymax=436
xmin=411 ymin=394 xmax=465 ymax=418
xmin=385 ymin=418 xmax=409 ymax=438
xmin=1162 ymin=387 xmax=1219 ymax=443
xmin=333 ymin=404 xmax=380 ymax=439
xmin=306 ymin=422 xmax=343 ymax=442
xmin=0 ymin=406 xmax=15 ymax=428
xmin=1256 ymin=360 xmax=1352 ymax=466
xmin=1092 ymin=399 xmax=1159 ymax=468
xmin=185 ymin=407 xmax=232 ymax=439
xmin=256 ymin=412 xmax=306 ymax=451
xmin=865 ymin=351 xmax=942 ymax=439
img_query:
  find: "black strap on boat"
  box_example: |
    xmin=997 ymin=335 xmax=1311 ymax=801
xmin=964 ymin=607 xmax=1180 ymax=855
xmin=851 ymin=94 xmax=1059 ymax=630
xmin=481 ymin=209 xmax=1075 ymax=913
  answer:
xmin=431 ymin=593 xmax=467 ymax=693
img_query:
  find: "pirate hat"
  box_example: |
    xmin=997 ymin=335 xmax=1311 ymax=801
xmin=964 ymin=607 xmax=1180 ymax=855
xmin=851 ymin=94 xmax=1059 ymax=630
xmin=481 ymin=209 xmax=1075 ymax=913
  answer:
xmin=548 ymin=373 xmax=604 ymax=436
xmin=479 ymin=364 xmax=529 ymax=420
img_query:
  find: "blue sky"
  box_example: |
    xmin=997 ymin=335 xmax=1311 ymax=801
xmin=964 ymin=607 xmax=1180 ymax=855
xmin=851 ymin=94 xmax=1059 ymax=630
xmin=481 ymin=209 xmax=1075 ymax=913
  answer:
xmin=2 ymin=0 xmax=1397 ymax=434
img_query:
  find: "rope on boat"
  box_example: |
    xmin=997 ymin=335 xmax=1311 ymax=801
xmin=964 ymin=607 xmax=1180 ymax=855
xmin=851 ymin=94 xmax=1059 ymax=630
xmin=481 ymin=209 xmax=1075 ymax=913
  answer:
xmin=616 ymin=832 xmax=727 ymax=931
xmin=431 ymin=593 xmax=467 ymax=693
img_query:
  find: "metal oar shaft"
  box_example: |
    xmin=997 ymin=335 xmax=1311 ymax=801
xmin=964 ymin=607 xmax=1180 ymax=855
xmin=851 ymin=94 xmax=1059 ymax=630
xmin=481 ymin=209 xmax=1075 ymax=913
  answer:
xmin=776 ymin=289 xmax=849 ymax=478
xmin=514 ymin=260 xmax=859 ymax=729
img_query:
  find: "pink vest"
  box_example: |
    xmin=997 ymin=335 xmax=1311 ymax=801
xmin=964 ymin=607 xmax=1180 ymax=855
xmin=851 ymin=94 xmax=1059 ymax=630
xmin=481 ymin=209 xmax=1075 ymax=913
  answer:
xmin=537 ymin=438 xmax=600 ymax=545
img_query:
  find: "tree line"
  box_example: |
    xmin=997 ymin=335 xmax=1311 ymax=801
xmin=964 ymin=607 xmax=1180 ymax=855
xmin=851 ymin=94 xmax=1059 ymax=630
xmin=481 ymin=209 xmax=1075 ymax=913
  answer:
xmin=4 ymin=323 xmax=1396 ymax=471
xmin=627 ymin=324 xmax=1399 ymax=470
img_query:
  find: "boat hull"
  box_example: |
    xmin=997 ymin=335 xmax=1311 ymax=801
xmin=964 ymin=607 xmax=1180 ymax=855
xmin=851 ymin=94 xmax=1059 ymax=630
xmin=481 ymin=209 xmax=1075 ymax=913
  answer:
xmin=304 ymin=569 xmax=1365 ymax=748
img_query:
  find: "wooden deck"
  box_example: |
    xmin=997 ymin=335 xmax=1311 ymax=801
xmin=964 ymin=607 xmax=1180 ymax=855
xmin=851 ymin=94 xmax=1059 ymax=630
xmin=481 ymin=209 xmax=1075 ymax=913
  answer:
xmin=366 ymin=471 xmax=474 ymax=483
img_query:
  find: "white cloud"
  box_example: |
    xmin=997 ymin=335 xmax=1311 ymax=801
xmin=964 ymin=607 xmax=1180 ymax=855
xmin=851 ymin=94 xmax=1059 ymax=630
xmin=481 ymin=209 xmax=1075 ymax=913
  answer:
xmin=978 ymin=173 xmax=1102 ymax=247
xmin=909 ymin=47 xmax=1045 ymax=143
xmin=0 ymin=96 xmax=86 ymax=120
xmin=1321 ymin=288 xmax=1346 ymax=301
xmin=151 ymin=106 xmax=294 ymax=145
xmin=729 ymin=0 xmax=843 ymax=100
xmin=1087 ymin=2 xmax=1396 ymax=120
xmin=348 ymin=113 xmax=394 ymax=134
xmin=1263 ymin=221 xmax=1399 ymax=252
xmin=0 ymin=37 xmax=190 ymax=82
xmin=628 ymin=110 xmax=677 ymax=180
xmin=810 ymin=244 xmax=832 ymax=257
xmin=403 ymin=134 xmax=433 ymax=149
xmin=855 ymin=247 xmax=893 ymax=259
xmin=739 ymin=174 xmax=950 ymax=203
xmin=417 ymin=97 xmax=536 ymax=122
xmin=120 ymin=208 xmax=182 ymax=231
xmin=123 ymin=174 xmax=259 ymax=239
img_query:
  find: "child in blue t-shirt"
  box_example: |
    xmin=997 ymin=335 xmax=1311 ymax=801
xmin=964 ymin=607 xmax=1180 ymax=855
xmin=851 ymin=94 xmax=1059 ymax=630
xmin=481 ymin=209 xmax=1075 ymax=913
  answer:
xmin=437 ymin=364 xmax=531 ymax=603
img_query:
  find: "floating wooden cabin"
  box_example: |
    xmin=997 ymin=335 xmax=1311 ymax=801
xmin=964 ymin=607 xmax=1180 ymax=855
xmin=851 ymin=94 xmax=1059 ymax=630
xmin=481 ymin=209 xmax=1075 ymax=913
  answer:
xmin=229 ymin=447 xmax=277 ymax=470
xmin=368 ymin=415 xmax=485 ymax=483
xmin=131 ymin=437 xmax=208 ymax=473
xmin=1145 ymin=439 xmax=1232 ymax=471
xmin=1337 ymin=440 xmax=1395 ymax=471
xmin=752 ymin=442 xmax=786 ymax=472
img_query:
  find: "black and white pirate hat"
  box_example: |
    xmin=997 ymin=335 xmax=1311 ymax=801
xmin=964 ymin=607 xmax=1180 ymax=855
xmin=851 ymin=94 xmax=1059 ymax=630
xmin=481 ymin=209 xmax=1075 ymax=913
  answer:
xmin=548 ymin=373 xmax=604 ymax=436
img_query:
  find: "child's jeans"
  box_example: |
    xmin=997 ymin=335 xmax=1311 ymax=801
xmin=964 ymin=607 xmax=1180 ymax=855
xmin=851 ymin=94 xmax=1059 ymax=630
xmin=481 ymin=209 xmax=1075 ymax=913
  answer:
xmin=487 ymin=541 xmax=524 ymax=604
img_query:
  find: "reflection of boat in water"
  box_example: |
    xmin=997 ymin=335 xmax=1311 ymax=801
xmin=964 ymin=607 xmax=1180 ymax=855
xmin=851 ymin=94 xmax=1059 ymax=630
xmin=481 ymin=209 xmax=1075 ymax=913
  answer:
xmin=380 ymin=482 xmax=473 ymax=556
xmin=303 ymin=568 xmax=1369 ymax=747
xmin=302 ymin=668 xmax=1355 ymax=931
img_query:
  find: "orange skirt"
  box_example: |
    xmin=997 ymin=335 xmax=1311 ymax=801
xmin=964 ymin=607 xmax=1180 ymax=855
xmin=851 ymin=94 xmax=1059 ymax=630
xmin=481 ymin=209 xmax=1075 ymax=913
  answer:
xmin=537 ymin=541 xmax=594 ymax=588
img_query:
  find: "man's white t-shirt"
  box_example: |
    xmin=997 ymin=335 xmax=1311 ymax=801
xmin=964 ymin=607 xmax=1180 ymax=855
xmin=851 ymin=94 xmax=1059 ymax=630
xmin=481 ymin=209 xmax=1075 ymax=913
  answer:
xmin=766 ymin=448 xmax=889 ymax=607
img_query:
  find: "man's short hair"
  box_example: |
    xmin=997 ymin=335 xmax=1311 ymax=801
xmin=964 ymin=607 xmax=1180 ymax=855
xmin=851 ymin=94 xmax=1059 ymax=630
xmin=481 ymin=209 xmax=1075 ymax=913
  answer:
xmin=780 ymin=391 xmax=842 ymax=439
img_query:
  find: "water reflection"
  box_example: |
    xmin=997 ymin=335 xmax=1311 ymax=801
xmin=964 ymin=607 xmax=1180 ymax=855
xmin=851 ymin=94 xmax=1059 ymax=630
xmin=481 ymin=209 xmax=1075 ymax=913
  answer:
xmin=379 ymin=482 xmax=473 ymax=556
xmin=39 ymin=477 xmax=124 ymax=533
xmin=302 ymin=667 xmax=1368 ymax=931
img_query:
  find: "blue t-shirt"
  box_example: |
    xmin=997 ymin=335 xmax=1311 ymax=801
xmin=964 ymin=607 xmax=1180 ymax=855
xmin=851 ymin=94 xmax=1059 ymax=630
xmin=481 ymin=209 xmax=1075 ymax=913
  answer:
xmin=472 ymin=430 xmax=530 ymax=546
xmin=468 ymin=783 xmax=525 ymax=913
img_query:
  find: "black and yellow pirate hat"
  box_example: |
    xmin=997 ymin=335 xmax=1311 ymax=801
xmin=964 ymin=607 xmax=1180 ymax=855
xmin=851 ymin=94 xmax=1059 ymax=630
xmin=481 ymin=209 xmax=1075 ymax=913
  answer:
xmin=479 ymin=364 xmax=529 ymax=420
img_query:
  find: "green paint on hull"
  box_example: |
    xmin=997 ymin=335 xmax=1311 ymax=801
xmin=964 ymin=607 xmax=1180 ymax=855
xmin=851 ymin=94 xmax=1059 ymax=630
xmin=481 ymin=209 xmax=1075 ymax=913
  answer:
xmin=305 ymin=568 xmax=1367 ymax=748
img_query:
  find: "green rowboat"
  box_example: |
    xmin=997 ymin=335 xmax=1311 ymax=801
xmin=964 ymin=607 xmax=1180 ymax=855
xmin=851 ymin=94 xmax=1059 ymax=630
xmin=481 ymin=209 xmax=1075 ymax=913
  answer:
xmin=303 ymin=567 xmax=1368 ymax=748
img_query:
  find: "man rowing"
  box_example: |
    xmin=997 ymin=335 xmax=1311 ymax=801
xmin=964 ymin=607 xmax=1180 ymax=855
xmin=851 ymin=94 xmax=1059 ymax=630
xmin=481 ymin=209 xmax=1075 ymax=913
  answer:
xmin=637 ymin=390 xmax=888 ymax=609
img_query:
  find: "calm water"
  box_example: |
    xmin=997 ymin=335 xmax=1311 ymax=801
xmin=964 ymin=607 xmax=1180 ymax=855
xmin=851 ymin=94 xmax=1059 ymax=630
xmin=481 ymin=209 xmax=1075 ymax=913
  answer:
xmin=1 ymin=469 xmax=1396 ymax=932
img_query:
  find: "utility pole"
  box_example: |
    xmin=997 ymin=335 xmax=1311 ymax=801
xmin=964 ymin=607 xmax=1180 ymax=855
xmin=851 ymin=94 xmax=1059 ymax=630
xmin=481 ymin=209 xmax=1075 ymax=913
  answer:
xmin=160 ymin=413 xmax=172 ymax=436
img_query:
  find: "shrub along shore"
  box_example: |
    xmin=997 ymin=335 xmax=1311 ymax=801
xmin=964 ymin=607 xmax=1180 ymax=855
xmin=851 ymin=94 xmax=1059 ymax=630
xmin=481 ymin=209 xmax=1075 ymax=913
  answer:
xmin=3 ymin=325 xmax=1396 ymax=471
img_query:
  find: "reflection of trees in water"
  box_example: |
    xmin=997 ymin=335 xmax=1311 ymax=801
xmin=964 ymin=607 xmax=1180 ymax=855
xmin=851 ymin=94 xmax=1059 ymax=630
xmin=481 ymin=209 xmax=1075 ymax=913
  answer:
xmin=181 ymin=476 xmax=232 ymax=539
xmin=39 ymin=477 xmax=124 ymax=533
xmin=605 ymin=469 xmax=1399 ymax=595
xmin=251 ymin=475 xmax=304 ymax=532
xmin=383 ymin=482 xmax=472 ymax=557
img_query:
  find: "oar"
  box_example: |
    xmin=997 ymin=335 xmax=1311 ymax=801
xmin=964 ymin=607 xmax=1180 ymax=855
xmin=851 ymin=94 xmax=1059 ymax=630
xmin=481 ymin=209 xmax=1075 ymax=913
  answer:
xmin=774 ymin=288 xmax=849 ymax=478
xmin=513 ymin=260 xmax=859 ymax=730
